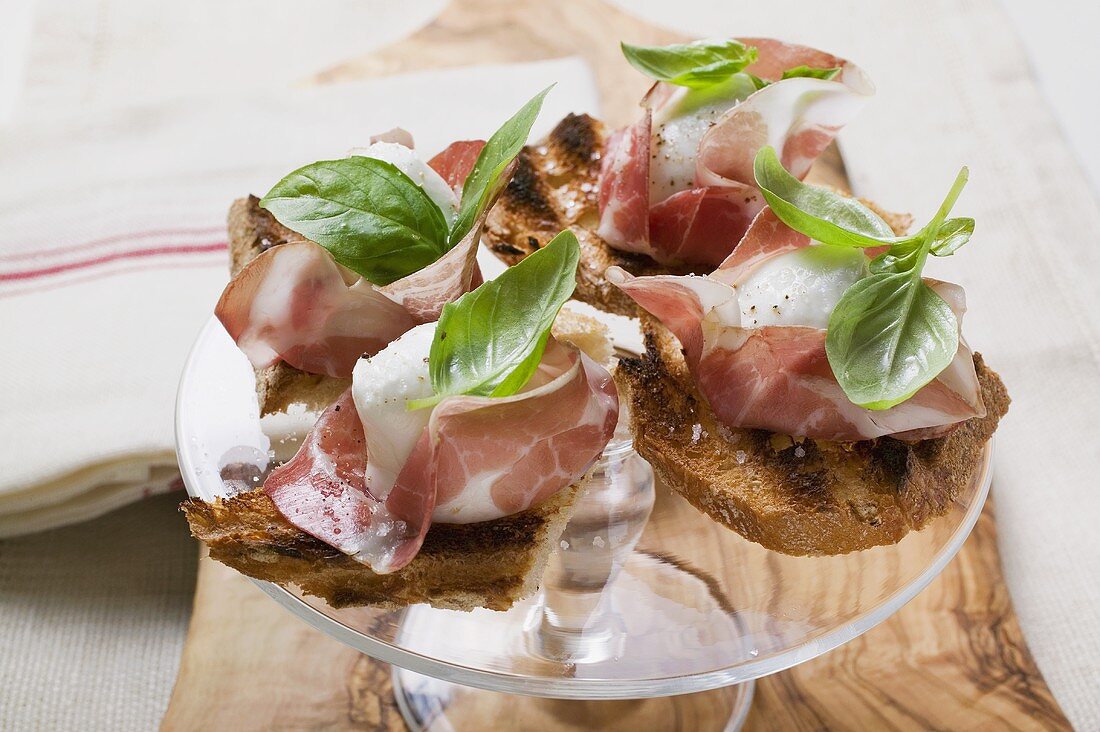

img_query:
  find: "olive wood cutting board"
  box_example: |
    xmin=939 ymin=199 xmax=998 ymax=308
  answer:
xmin=163 ymin=1 xmax=1069 ymax=729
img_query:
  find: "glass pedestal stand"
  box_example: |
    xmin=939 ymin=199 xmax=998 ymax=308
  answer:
xmin=392 ymin=437 xmax=755 ymax=731
xmin=177 ymin=318 xmax=992 ymax=732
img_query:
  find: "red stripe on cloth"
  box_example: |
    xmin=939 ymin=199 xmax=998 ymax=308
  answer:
xmin=0 ymin=241 xmax=228 ymax=282
xmin=0 ymin=226 xmax=225 ymax=263
xmin=0 ymin=258 xmax=227 ymax=299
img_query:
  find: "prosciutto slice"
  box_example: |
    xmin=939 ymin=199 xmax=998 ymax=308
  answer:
xmin=263 ymin=389 xmax=437 ymax=572
xmin=607 ymin=213 xmax=985 ymax=442
xmin=215 ymin=242 xmax=416 ymax=378
xmin=428 ymin=341 xmax=619 ymax=523
xmin=216 ymin=140 xmax=506 ymax=377
xmin=369 ymin=127 xmax=416 ymax=147
xmin=596 ymin=112 xmax=654 ymax=257
xmin=428 ymin=140 xmax=486 ymax=192
xmin=263 ymin=339 xmax=618 ymax=573
xmin=597 ymin=38 xmax=872 ymax=268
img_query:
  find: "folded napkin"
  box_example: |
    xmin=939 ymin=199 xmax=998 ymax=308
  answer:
xmin=0 ymin=57 xmax=599 ymax=538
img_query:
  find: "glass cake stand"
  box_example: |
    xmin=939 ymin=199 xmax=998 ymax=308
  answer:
xmin=177 ymin=317 xmax=994 ymax=731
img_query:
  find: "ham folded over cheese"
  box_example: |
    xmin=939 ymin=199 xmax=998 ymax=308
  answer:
xmin=215 ymin=137 xmax=495 ymax=378
xmin=216 ymin=243 xmax=417 ymax=378
xmin=608 ymin=212 xmax=985 ymax=442
xmin=598 ymin=38 xmax=872 ymax=268
xmin=263 ymin=339 xmax=618 ymax=573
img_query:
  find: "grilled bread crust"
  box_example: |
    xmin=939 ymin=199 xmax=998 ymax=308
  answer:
xmin=617 ymin=318 xmax=1009 ymax=555
xmin=183 ymin=485 xmax=578 ymax=611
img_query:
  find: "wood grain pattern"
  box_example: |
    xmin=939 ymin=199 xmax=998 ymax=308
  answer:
xmin=744 ymin=497 xmax=1068 ymax=732
xmin=165 ymin=1 xmax=1069 ymax=729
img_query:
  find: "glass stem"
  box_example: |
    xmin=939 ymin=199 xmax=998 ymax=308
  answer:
xmin=526 ymin=433 xmax=655 ymax=664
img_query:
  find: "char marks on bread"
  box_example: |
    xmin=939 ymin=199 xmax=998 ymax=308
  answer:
xmin=183 ymin=483 xmax=578 ymax=611
xmin=485 ymin=113 xmax=694 ymax=316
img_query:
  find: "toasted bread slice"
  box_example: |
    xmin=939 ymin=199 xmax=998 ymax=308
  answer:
xmin=183 ymin=484 xmax=578 ymax=611
xmin=482 ymin=113 xmax=916 ymax=317
xmin=616 ymin=318 xmax=1009 ymax=555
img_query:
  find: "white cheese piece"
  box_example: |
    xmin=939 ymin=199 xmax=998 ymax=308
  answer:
xmin=735 ymin=244 xmax=868 ymax=329
xmin=649 ymin=74 xmax=759 ymax=204
xmin=348 ymin=141 xmax=459 ymax=226
xmin=351 ymin=321 xmax=437 ymax=499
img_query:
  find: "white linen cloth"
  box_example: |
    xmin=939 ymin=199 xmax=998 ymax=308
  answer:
xmin=3 ymin=0 xmax=1100 ymax=729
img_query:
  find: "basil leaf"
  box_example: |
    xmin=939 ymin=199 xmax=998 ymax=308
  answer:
xmin=930 ymin=217 xmax=974 ymax=256
xmin=746 ymin=65 xmax=841 ymax=91
xmin=450 ymin=86 xmax=553 ymax=245
xmin=620 ymin=39 xmax=758 ymax=89
xmin=826 ymin=168 xmax=971 ymax=409
xmin=826 ymin=273 xmax=959 ymax=410
xmin=869 ymin=238 xmax=922 ymax=274
xmin=746 ymin=73 xmax=770 ymax=91
xmin=409 ymin=230 xmax=580 ymax=410
xmin=754 ymin=146 xmax=895 ymax=248
xmin=260 ymin=157 xmax=450 ymax=286
xmin=780 ymin=65 xmax=842 ymax=81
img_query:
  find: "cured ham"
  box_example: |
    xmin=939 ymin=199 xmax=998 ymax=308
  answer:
xmin=263 ymin=336 xmax=618 ymax=574
xmin=597 ymin=39 xmax=873 ymax=268
xmin=428 ymin=140 xmax=486 ymax=192
xmin=216 ymin=138 xmax=504 ymax=377
xmin=607 ymin=213 xmax=985 ymax=442
xmin=262 ymin=389 xmax=437 ymax=573
xmin=369 ymin=127 xmax=415 ymax=148
xmin=595 ymin=112 xmax=654 ymax=256
xmin=215 ymin=242 xmax=416 ymax=378
xmin=429 ymin=341 xmax=619 ymax=523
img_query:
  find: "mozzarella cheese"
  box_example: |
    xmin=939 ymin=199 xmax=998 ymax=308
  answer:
xmin=735 ymin=244 xmax=867 ymax=329
xmin=351 ymin=321 xmax=437 ymax=498
xmin=348 ymin=141 xmax=459 ymax=226
xmin=649 ymin=74 xmax=759 ymax=204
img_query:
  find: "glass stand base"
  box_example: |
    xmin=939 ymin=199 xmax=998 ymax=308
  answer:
xmin=392 ymin=667 xmax=755 ymax=732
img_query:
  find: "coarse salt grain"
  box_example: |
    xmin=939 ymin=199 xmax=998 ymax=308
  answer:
xmin=735 ymin=450 xmax=748 ymax=464
xmin=717 ymin=423 xmax=740 ymax=443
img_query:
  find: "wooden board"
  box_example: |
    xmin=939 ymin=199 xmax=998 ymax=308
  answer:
xmin=164 ymin=2 xmax=1069 ymax=729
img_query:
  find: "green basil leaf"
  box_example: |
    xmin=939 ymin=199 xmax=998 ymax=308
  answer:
xmin=620 ymin=39 xmax=758 ymax=89
xmin=868 ymin=238 xmax=922 ymax=274
xmin=826 ymin=273 xmax=959 ymax=410
xmin=746 ymin=66 xmax=841 ymax=91
xmin=449 ymin=86 xmax=553 ymax=245
xmin=408 ymin=230 xmax=580 ymax=410
xmin=930 ymin=217 xmax=974 ymax=256
xmin=780 ymin=65 xmax=842 ymax=81
xmin=754 ymin=146 xmax=895 ymax=248
xmin=259 ymin=157 xmax=450 ymax=286
xmin=746 ymin=73 xmax=770 ymax=91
